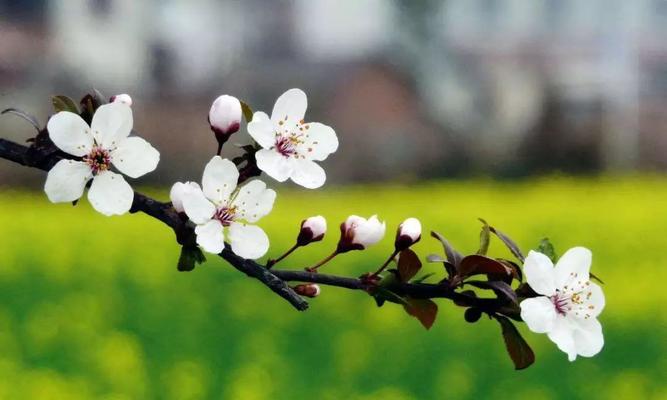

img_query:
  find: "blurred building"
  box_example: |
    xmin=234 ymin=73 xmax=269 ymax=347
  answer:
xmin=0 ymin=0 xmax=666 ymax=185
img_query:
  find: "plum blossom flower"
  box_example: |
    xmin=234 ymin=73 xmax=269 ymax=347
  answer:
xmin=247 ymin=88 xmax=338 ymax=189
xmin=297 ymin=215 xmax=327 ymax=246
xmin=44 ymin=102 xmax=159 ymax=216
xmin=395 ymin=217 xmax=422 ymax=251
xmin=337 ymin=215 xmax=386 ymax=253
xmin=520 ymin=247 xmax=605 ymax=361
xmin=209 ymin=95 xmax=242 ymax=153
xmin=180 ymin=156 xmax=276 ymax=259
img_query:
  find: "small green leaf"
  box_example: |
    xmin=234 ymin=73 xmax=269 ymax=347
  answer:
xmin=403 ymin=298 xmax=438 ymax=330
xmin=536 ymin=237 xmax=557 ymax=263
xmin=478 ymin=218 xmax=490 ymax=255
xmin=52 ymin=95 xmax=79 ymax=113
xmin=496 ymin=315 xmax=535 ymax=370
xmin=240 ymin=100 xmax=254 ymax=123
xmin=397 ymin=249 xmax=422 ymax=282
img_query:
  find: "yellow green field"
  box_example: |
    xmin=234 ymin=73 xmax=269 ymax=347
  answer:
xmin=0 ymin=176 xmax=666 ymax=399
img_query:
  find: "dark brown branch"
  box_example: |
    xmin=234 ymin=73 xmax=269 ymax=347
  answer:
xmin=0 ymin=137 xmax=308 ymax=311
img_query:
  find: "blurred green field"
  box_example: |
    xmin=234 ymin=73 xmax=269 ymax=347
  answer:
xmin=0 ymin=176 xmax=666 ymax=399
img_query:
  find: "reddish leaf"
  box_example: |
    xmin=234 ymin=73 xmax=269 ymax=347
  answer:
xmin=496 ymin=315 xmax=535 ymax=370
xmin=397 ymin=249 xmax=422 ymax=282
xmin=459 ymin=255 xmax=512 ymax=279
xmin=430 ymin=231 xmax=462 ymax=267
xmin=403 ymin=298 xmax=438 ymax=330
xmin=465 ymin=280 xmax=519 ymax=305
xmin=490 ymin=226 xmax=525 ymax=262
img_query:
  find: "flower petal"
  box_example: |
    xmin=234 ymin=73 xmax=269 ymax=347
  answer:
xmin=520 ymin=296 xmax=557 ymax=334
xmin=195 ymin=219 xmax=225 ymax=254
xmin=182 ymin=186 xmax=216 ymax=225
xmin=555 ymin=247 xmax=591 ymax=289
xmin=255 ymin=149 xmax=293 ymax=182
xmin=300 ymin=122 xmax=338 ymax=161
xmin=572 ymin=281 xmax=605 ymax=319
xmin=547 ymin=316 xmax=577 ymax=361
xmin=90 ymin=102 xmax=133 ymax=150
xmin=170 ymin=181 xmax=201 ymax=213
xmin=271 ymin=88 xmax=307 ymax=128
xmin=46 ymin=111 xmax=93 ymax=156
xmin=290 ymin=159 xmax=326 ymax=189
xmin=202 ymin=156 xmax=238 ymax=205
xmin=231 ymin=180 xmax=276 ymax=223
xmin=44 ymin=159 xmax=92 ymax=203
xmin=247 ymin=111 xmax=275 ymax=149
xmin=571 ymin=317 xmax=604 ymax=358
xmin=523 ymin=250 xmax=557 ymax=296
xmin=87 ymin=171 xmax=134 ymax=216
xmin=229 ymin=222 xmax=269 ymax=259
xmin=110 ymin=136 xmax=160 ymax=178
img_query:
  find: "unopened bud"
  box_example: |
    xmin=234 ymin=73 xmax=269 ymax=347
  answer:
xmin=297 ymin=215 xmax=327 ymax=246
xmin=464 ymin=307 xmax=482 ymax=323
xmin=293 ymin=284 xmax=321 ymax=298
xmin=395 ymin=217 xmax=422 ymax=251
xmin=337 ymin=215 xmax=386 ymax=253
xmin=110 ymin=93 xmax=132 ymax=106
xmin=209 ymin=95 xmax=242 ymax=146
xmin=170 ymin=181 xmax=201 ymax=213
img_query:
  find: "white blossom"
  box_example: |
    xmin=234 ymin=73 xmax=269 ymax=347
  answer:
xmin=520 ymin=247 xmax=605 ymax=361
xmin=247 ymin=88 xmax=338 ymax=189
xmin=209 ymin=94 xmax=242 ymax=136
xmin=297 ymin=215 xmax=327 ymax=245
xmin=44 ymin=103 xmax=159 ymax=216
xmin=337 ymin=215 xmax=386 ymax=252
xmin=395 ymin=217 xmax=422 ymax=250
xmin=180 ymin=156 xmax=276 ymax=259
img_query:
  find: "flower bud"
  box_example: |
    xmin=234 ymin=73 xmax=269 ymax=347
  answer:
xmin=337 ymin=215 xmax=386 ymax=253
xmin=110 ymin=93 xmax=132 ymax=106
xmin=297 ymin=215 xmax=327 ymax=246
xmin=170 ymin=181 xmax=201 ymax=213
xmin=293 ymin=284 xmax=321 ymax=298
xmin=209 ymin=95 xmax=242 ymax=144
xmin=395 ymin=217 xmax=422 ymax=251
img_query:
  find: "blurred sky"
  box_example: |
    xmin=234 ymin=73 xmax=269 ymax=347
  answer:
xmin=1 ymin=0 xmax=666 ymax=186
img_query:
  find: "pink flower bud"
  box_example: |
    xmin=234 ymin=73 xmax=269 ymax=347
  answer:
xmin=337 ymin=215 xmax=386 ymax=253
xmin=209 ymin=95 xmax=242 ymax=142
xmin=293 ymin=284 xmax=321 ymax=298
xmin=395 ymin=217 xmax=422 ymax=250
xmin=170 ymin=181 xmax=201 ymax=213
xmin=297 ymin=215 xmax=327 ymax=246
xmin=110 ymin=94 xmax=132 ymax=106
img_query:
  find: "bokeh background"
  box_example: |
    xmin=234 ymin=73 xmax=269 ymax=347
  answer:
xmin=1 ymin=1 xmax=667 ymax=399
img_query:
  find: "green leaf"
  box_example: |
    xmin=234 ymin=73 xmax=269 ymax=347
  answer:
xmin=496 ymin=315 xmax=535 ymax=370
xmin=403 ymin=298 xmax=438 ymax=330
xmin=397 ymin=249 xmax=422 ymax=282
xmin=52 ymin=95 xmax=79 ymax=113
xmin=1 ymin=108 xmax=41 ymax=132
xmin=490 ymin=226 xmax=524 ymax=262
xmin=478 ymin=218 xmax=491 ymax=255
xmin=240 ymin=100 xmax=254 ymax=123
xmin=536 ymin=237 xmax=557 ymax=263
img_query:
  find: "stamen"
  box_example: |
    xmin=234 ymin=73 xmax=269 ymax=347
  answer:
xmin=214 ymin=206 xmax=236 ymax=226
xmin=83 ymin=146 xmax=111 ymax=174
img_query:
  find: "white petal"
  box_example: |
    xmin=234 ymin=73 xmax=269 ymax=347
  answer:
xmin=182 ymin=186 xmax=216 ymax=225
xmin=195 ymin=219 xmax=225 ymax=254
xmin=299 ymin=122 xmax=338 ymax=161
xmin=231 ymin=180 xmax=276 ymax=223
xmin=46 ymin=112 xmax=93 ymax=156
xmin=290 ymin=159 xmax=326 ymax=189
xmin=110 ymin=136 xmax=160 ymax=178
xmin=90 ymin=102 xmax=133 ymax=150
xmin=87 ymin=171 xmax=134 ymax=216
xmin=352 ymin=215 xmax=386 ymax=248
xmin=44 ymin=159 xmax=92 ymax=202
xmin=555 ymin=247 xmax=591 ymax=289
xmin=520 ymin=296 xmax=557 ymax=334
xmin=571 ymin=281 xmax=606 ymax=319
xmin=247 ymin=111 xmax=275 ymax=149
xmin=271 ymin=88 xmax=307 ymax=128
xmin=202 ymin=156 xmax=238 ymax=205
xmin=523 ymin=250 xmax=557 ymax=296
xmin=255 ymin=149 xmax=293 ymax=182
xmin=229 ymin=222 xmax=269 ymax=259
xmin=547 ymin=316 xmax=577 ymax=361
xmin=170 ymin=181 xmax=201 ymax=213
xmin=571 ymin=317 xmax=604 ymax=358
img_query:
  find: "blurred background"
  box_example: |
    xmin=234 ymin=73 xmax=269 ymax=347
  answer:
xmin=1 ymin=1 xmax=667 ymax=399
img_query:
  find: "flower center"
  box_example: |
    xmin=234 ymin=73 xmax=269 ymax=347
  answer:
xmin=551 ymin=279 xmax=593 ymax=317
xmin=214 ymin=206 xmax=236 ymax=226
xmin=274 ymin=135 xmax=300 ymax=157
xmin=274 ymin=117 xmax=309 ymax=158
xmin=83 ymin=146 xmax=111 ymax=174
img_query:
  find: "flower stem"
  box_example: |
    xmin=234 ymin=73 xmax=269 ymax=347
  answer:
xmin=306 ymin=250 xmax=339 ymax=272
xmin=370 ymin=249 xmax=400 ymax=278
xmin=267 ymin=243 xmax=300 ymax=269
